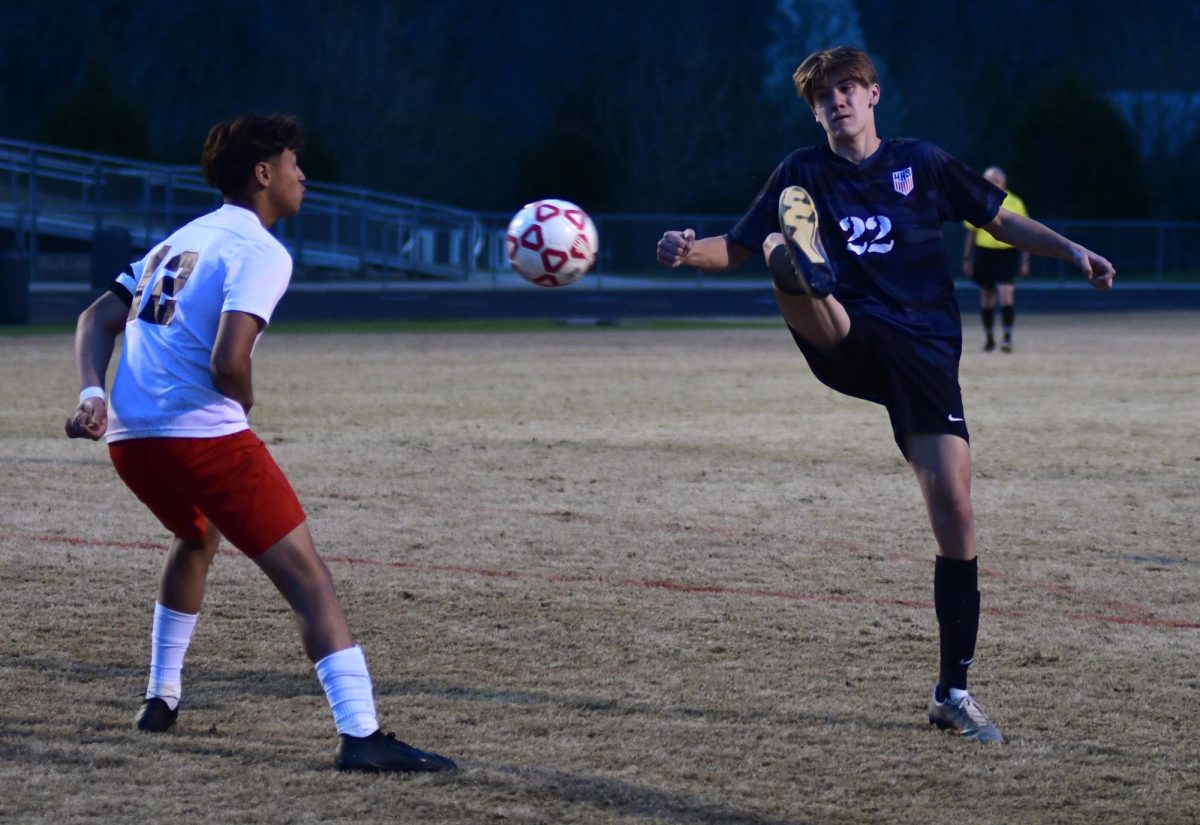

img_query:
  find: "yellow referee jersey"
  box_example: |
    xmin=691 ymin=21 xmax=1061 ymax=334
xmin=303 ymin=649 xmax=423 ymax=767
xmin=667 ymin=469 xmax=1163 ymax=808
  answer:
xmin=966 ymin=190 xmax=1028 ymax=250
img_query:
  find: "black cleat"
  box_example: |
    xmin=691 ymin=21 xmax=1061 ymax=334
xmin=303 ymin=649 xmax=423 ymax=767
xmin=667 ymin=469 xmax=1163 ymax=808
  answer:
xmin=134 ymin=697 xmax=178 ymax=732
xmin=776 ymin=186 xmax=837 ymax=298
xmin=334 ymin=730 xmax=457 ymax=773
xmin=984 ymin=337 xmax=996 ymax=352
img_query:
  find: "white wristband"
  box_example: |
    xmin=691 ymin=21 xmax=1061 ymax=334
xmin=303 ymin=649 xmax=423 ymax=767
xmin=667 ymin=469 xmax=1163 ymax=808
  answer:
xmin=79 ymin=386 xmax=105 ymax=404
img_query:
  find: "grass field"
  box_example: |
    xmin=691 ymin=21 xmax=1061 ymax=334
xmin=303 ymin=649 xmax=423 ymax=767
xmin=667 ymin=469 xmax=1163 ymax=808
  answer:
xmin=1 ymin=312 xmax=1197 ymax=824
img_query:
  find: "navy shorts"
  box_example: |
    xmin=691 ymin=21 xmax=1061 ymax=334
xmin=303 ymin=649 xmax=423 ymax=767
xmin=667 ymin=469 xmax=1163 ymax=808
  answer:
xmin=972 ymin=247 xmax=1020 ymax=288
xmin=788 ymin=312 xmax=968 ymax=459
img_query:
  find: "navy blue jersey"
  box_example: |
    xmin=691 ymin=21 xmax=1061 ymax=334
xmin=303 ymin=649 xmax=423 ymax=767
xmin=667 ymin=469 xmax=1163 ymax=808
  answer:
xmin=729 ymin=139 xmax=1004 ymax=358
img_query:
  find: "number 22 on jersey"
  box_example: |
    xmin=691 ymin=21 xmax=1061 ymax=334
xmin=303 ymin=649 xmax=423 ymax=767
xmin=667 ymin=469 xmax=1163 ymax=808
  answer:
xmin=839 ymin=215 xmax=894 ymax=256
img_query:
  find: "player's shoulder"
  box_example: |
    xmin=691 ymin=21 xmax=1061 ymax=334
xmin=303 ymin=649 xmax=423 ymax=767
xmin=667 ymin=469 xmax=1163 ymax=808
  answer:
xmin=238 ymin=226 xmax=291 ymax=262
xmin=773 ymin=145 xmax=830 ymax=187
xmin=197 ymin=206 xmax=291 ymax=262
xmin=784 ymin=144 xmax=825 ymax=162
xmin=780 ymin=144 xmax=826 ymax=170
xmin=887 ymin=137 xmax=949 ymax=164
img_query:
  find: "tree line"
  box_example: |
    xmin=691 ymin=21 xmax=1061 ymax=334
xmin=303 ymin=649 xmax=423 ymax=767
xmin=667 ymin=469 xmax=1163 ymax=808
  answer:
xmin=3 ymin=0 xmax=1198 ymax=219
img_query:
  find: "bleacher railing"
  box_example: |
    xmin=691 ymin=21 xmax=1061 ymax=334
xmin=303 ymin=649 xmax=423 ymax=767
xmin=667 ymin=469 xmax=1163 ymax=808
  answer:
xmin=0 ymin=137 xmax=487 ymax=283
xmin=3 ymin=137 xmax=1199 ymax=288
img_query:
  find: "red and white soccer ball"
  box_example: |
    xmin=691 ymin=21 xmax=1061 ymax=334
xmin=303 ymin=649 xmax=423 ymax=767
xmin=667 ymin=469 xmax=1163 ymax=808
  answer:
xmin=505 ymin=199 xmax=598 ymax=287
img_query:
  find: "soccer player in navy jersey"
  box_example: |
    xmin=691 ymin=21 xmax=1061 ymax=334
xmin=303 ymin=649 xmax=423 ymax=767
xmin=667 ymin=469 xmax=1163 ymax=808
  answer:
xmin=656 ymin=46 xmax=1114 ymax=742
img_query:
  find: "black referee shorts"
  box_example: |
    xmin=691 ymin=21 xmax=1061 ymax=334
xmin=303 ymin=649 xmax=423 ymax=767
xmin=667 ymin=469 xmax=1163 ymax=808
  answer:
xmin=787 ymin=311 xmax=968 ymax=459
xmin=972 ymin=247 xmax=1020 ymax=288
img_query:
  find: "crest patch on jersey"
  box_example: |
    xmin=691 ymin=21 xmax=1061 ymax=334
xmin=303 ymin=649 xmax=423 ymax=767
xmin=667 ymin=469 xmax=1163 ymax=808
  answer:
xmin=892 ymin=167 xmax=914 ymax=196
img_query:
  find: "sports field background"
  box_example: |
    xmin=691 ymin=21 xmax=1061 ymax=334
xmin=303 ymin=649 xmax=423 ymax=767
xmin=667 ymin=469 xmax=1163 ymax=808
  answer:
xmin=1 ymin=312 xmax=1197 ymax=824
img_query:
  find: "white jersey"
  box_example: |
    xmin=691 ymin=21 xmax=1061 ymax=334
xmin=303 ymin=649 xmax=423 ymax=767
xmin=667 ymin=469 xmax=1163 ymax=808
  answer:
xmin=106 ymin=205 xmax=292 ymax=442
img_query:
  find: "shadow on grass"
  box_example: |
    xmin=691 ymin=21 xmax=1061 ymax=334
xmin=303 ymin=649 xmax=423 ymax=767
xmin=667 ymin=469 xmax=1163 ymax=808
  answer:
xmin=457 ymin=762 xmax=806 ymax=825
xmin=0 ymin=727 xmax=804 ymax=825
xmin=375 ymin=677 xmax=923 ymax=736
xmin=2 ymin=654 xmax=916 ymax=734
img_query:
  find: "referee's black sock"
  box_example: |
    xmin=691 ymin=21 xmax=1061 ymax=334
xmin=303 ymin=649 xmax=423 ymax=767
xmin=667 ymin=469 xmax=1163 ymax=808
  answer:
xmin=1001 ymin=304 xmax=1015 ymax=334
xmin=934 ymin=556 xmax=980 ymax=696
xmin=980 ymin=307 xmax=995 ymax=336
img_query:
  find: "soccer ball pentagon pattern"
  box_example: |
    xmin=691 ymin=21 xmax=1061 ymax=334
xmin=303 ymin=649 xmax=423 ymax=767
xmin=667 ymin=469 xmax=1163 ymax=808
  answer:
xmin=505 ymin=199 xmax=598 ymax=287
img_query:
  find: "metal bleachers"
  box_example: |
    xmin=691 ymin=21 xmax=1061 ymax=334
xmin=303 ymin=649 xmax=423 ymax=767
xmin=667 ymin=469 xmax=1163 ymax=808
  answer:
xmin=0 ymin=137 xmax=492 ymax=283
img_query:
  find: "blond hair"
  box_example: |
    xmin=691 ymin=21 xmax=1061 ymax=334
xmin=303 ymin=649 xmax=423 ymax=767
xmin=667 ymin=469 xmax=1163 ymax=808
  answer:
xmin=792 ymin=46 xmax=879 ymax=107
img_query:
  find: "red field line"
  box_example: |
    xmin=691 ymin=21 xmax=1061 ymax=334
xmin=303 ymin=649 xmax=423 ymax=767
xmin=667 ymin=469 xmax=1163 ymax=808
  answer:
xmin=410 ymin=499 xmax=1171 ymax=621
xmin=16 ymin=532 xmax=1199 ymax=630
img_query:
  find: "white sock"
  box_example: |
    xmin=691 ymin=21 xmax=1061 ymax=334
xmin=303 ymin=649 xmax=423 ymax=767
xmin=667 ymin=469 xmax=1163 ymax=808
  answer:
xmin=314 ymin=645 xmax=379 ymax=738
xmin=146 ymin=602 xmax=198 ymax=711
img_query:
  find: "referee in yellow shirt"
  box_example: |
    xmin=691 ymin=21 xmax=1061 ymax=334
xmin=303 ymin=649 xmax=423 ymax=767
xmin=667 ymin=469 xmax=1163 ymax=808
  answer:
xmin=963 ymin=167 xmax=1031 ymax=352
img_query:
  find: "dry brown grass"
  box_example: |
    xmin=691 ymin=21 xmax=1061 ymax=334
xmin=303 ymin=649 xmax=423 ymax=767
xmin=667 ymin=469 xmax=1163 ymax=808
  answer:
xmin=2 ymin=312 xmax=1198 ymax=824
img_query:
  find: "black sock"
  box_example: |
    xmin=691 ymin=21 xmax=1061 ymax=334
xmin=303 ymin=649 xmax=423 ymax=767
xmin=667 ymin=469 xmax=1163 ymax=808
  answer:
xmin=1001 ymin=305 xmax=1014 ymax=336
xmin=767 ymin=244 xmax=811 ymax=296
xmin=980 ymin=308 xmax=995 ymax=337
xmin=934 ymin=556 xmax=980 ymax=695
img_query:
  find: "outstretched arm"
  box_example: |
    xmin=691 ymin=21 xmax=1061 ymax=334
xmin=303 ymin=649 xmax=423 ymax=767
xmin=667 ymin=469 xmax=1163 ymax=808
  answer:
xmin=657 ymin=230 xmax=752 ymax=272
xmin=66 ymin=291 xmax=127 ymax=439
xmin=982 ymin=208 xmax=1115 ymax=289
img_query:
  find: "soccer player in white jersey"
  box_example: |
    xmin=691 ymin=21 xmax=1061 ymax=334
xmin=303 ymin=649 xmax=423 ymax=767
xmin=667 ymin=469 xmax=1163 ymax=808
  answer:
xmin=65 ymin=113 xmax=456 ymax=772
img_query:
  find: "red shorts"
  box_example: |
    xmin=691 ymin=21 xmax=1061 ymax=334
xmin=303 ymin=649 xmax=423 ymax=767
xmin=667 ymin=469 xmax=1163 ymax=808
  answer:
xmin=109 ymin=430 xmax=306 ymax=558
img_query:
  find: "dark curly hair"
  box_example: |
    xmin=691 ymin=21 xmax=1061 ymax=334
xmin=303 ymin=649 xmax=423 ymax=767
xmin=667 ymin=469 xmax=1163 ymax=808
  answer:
xmin=201 ymin=113 xmax=305 ymax=197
